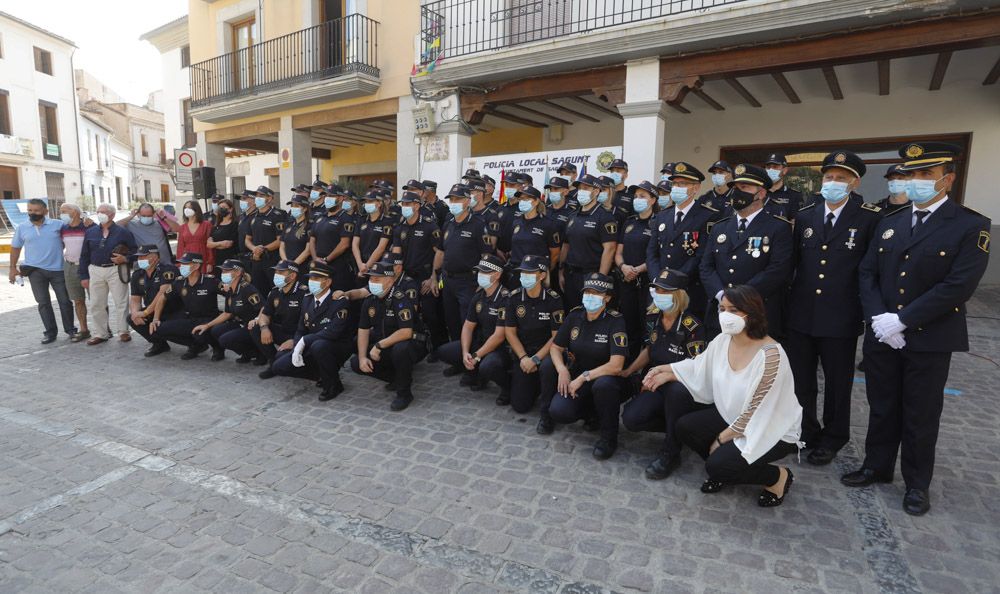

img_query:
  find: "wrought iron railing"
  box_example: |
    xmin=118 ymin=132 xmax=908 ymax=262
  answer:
xmin=420 ymin=0 xmax=750 ymax=64
xmin=190 ymin=14 xmax=379 ymax=108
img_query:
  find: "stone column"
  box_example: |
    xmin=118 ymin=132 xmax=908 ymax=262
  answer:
xmin=617 ymin=58 xmax=667 ymax=181
xmin=278 ymin=115 xmax=311 ymax=203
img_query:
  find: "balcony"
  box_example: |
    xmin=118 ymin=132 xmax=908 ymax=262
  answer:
xmin=189 ymin=14 xmax=380 ymax=123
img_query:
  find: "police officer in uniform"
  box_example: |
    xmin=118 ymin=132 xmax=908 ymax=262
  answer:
xmin=597 ymin=175 xmax=628 ymax=228
xmin=509 ymin=186 xmax=561 ymax=283
xmin=353 ymin=191 xmax=394 ymax=284
xmin=504 ymin=255 xmax=564 ymax=413
xmin=560 ymin=174 xmax=618 ymax=310
xmin=127 ymin=245 xmax=179 ymax=357
xmin=469 ymin=179 xmax=501 ymax=249
xmin=872 ymin=164 xmax=911 ymax=212
xmin=542 ymin=273 xmax=629 ymax=459
xmin=554 ymin=163 xmax=578 ymax=204
xmin=615 ymin=180 xmax=656 ymax=357
xmin=699 ymin=164 xmax=793 ymax=338
xmin=763 ymin=153 xmax=804 ymax=218
xmin=246 ymin=186 xmax=286 ymax=294
xmin=841 ymin=142 xmax=991 ymax=516
xmin=698 ymin=160 xmax=732 ymax=212
xmin=280 ymin=195 xmax=312 ymax=266
xmin=193 ymin=259 xmax=263 ymax=362
xmin=309 ymin=181 xmax=330 ymax=225
xmin=236 ymin=190 xmax=258 ymax=274
xmin=421 ymin=180 xmax=450 ymax=228
xmin=647 ymin=162 xmax=721 ymax=320
xmin=391 ymin=190 xmax=446 ymax=352
xmin=787 ymin=151 xmax=882 ymax=465
xmin=150 ymin=252 xmax=222 ymax=360
xmin=621 ymin=269 xmax=707 ymax=479
xmin=436 ymin=254 xmax=511 ymax=401
xmin=309 ymin=188 xmax=356 ymax=291
xmin=270 ymin=262 xmax=355 ymax=401
xmin=254 ymin=261 xmax=309 ymax=373
xmin=440 ymin=184 xmax=492 ymax=341
xmin=544 ymin=177 xmax=577 ymax=294
xmin=608 ymin=159 xmax=632 ymax=216
xmin=351 ymin=260 xmax=428 ymax=411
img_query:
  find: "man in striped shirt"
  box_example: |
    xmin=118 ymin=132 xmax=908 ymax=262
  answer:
xmin=59 ymin=203 xmax=92 ymax=342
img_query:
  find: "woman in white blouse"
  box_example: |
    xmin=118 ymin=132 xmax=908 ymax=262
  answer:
xmin=643 ymin=285 xmax=802 ymax=507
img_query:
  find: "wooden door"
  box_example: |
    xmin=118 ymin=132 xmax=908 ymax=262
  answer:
xmin=319 ymin=0 xmax=347 ymax=71
xmin=231 ymin=17 xmax=256 ymax=91
xmin=0 ymin=165 xmax=19 ymax=200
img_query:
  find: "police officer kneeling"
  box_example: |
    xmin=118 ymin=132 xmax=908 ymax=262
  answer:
xmin=191 ymin=259 xmax=263 ymax=362
xmin=149 ymin=252 xmax=221 ymax=360
xmin=269 ymin=262 xmax=355 ymax=401
xmin=252 ymin=260 xmax=308 ymax=372
xmin=127 ymin=244 xmax=178 ymax=357
xmin=351 ymin=260 xmax=428 ymax=411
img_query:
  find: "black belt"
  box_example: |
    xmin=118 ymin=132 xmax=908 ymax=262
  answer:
xmin=564 ymin=265 xmax=593 ymax=274
xmin=93 ymin=263 xmax=116 ymax=268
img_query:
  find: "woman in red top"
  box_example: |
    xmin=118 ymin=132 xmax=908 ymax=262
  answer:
xmin=163 ymin=200 xmax=214 ymax=271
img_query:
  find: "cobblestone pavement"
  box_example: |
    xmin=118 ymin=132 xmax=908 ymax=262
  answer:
xmin=0 ymin=280 xmax=998 ymax=594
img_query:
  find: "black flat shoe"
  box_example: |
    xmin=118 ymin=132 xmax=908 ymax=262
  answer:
xmin=807 ymin=447 xmax=836 ymax=466
xmin=644 ymin=453 xmax=680 ymax=481
xmin=144 ymin=343 xmax=170 ymax=357
xmin=903 ymin=488 xmax=930 ymax=516
xmin=841 ymin=468 xmax=893 ymax=488
xmin=210 ymin=348 xmax=225 ymax=362
xmin=252 ymin=356 xmax=268 ymax=366
xmin=390 ymin=393 xmax=414 ymax=411
xmin=41 ymin=335 xmax=56 ymax=345
xmin=258 ymin=368 xmax=276 ymax=380
xmin=459 ymin=373 xmax=478 ymax=387
xmin=468 ymin=380 xmax=488 ymax=392
xmin=700 ymin=479 xmax=724 ymax=494
xmin=319 ymin=380 xmax=344 ymax=402
xmin=235 ymin=353 xmax=254 ymax=364
xmin=495 ymin=392 xmax=511 ymax=406
xmin=592 ymin=438 xmax=617 ymax=460
xmin=536 ymin=416 xmax=554 ymax=435
xmin=442 ymin=365 xmax=464 ymax=377
xmin=758 ymin=469 xmax=794 ymax=507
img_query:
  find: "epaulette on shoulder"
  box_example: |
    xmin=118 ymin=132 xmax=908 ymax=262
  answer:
xmin=772 ymin=214 xmax=793 ymax=225
xmin=860 ymin=202 xmax=882 ymax=213
xmin=546 ymin=289 xmax=560 ymax=299
xmin=607 ymin=309 xmax=622 ymax=317
xmin=798 ymin=201 xmax=818 ymax=212
xmin=498 ymin=287 xmax=510 ymax=297
xmin=699 ymin=203 xmax=719 ymax=213
xmin=569 ymin=305 xmax=584 ymax=312
xmin=509 ymin=287 xmax=523 ymax=297
xmin=960 ymin=204 xmax=990 ymax=221
xmin=645 ymin=303 xmax=659 ymax=315
xmin=714 ymin=215 xmax=732 ymax=224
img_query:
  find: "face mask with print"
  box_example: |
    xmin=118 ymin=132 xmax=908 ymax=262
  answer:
xmin=520 ymin=273 xmax=538 ymax=290
xmin=729 ymin=187 xmax=757 ymax=211
xmin=718 ymin=310 xmax=747 ymax=335
xmin=290 ymin=207 xmax=303 ymax=219
xmin=577 ymin=190 xmax=593 ymax=206
xmin=518 ymin=200 xmax=533 ymax=214
xmin=887 ymin=180 xmax=907 ymax=196
xmin=448 ymin=201 xmax=464 ymax=216
xmin=766 ymin=169 xmax=782 ymax=182
xmin=906 ymin=178 xmax=942 ymax=204
xmin=364 ymin=202 xmax=378 ymax=214
xmin=59 ymin=213 xmax=72 ymax=224
xmin=477 ymin=273 xmax=492 ymax=289
xmin=711 ymin=173 xmax=727 ymax=187
xmin=401 ymin=206 xmax=415 ymax=219
xmin=582 ymin=294 xmax=605 ymax=313
xmin=609 ymin=172 xmax=623 ymax=185
xmin=820 ymin=181 xmax=850 ymax=203
xmin=670 ymin=186 xmax=689 ymax=204
xmin=179 ymin=264 xmax=192 ymax=278
xmin=272 ymin=274 xmax=286 ymax=288
xmin=368 ymin=280 xmax=385 ymax=297
xmin=324 ymin=196 xmax=337 ymax=210
xmin=220 ymin=273 xmax=234 ymax=284
xmin=547 ymin=191 xmax=562 ymax=204
xmin=308 ymin=280 xmax=324 ymax=295
xmin=184 ymin=208 xmax=196 ymax=218
xmin=254 ymin=197 xmax=266 ymax=209
xmin=653 ymin=293 xmax=674 ymax=312
xmin=139 ymin=216 xmax=155 ymax=225
xmin=137 ymin=259 xmax=151 ymax=270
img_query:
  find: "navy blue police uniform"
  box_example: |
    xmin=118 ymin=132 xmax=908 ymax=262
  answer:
xmin=562 ymin=174 xmax=618 ymax=310
xmin=127 ymin=245 xmax=180 ymax=352
xmin=152 ymin=253 xmax=222 ymax=357
xmin=440 ymin=184 xmax=493 ymax=341
xmin=251 ymin=261 xmax=308 ymax=365
xmin=248 ymin=188 xmax=287 ymax=294
xmin=391 ymin=191 xmax=446 ymax=351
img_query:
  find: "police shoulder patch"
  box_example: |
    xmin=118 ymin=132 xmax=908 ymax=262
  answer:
xmin=432 ymin=229 xmax=441 ymax=238
xmin=337 ymin=308 xmax=348 ymax=319
xmin=978 ymin=230 xmax=990 ymax=253
xmin=399 ymin=308 xmax=412 ymax=321
xmin=344 ymin=222 xmax=355 ymax=233
xmin=249 ymin=293 xmax=261 ymax=305
xmin=476 ymin=301 xmax=483 ymax=313
xmin=860 ymin=202 xmax=882 ymax=213
xmin=546 ymin=289 xmax=560 ymax=299
xmin=367 ymin=306 xmax=376 ymax=318
xmin=687 ymin=340 xmax=706 ymax=358
xmin=612 ymin=332 xmax=627 ymax=348
xmin=607 ymin=309 xmax=622 ymax=317
xmin=162 ymin=271 xmax=176 ymax=281
xmin=645 ymin=303 xmax=659 ymax=315
xmin=681 ymin=315 xmax=698 ymax=331
xmin=554 ymin=310 xmax=564 ymax=324
xmin=604 ymin=222 xmax=617 ymax=235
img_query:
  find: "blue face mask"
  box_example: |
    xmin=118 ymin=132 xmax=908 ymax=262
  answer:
xmin=310 ymin=190 xmax=320 ymax=200
xmin=547 ymin=191 xmax=562 ymax=204
xmin=653 ymin=293 xmax=674 ymax=312
xmin=597 ymin=191 xmax=609 ymax=204
xmin=906 ymin=178 xmax=942 ymax=204
xmin=368 ymin=280 xmax=385 ymax=297
xmin=504 ymin=187 xmax=517 ymax=199
xmin=272 ymin=274 xmax=286 ymax=288
xmin=139 ymin=216 xmax=155 ymax=226
xmin=711 ymin=173 xmax=727 ymax=187
xmin=340 ymin=200 xmax=352 ymax=211
xmin=401 ymin=206 xmax=415 ymax=219
xmin=582 ymin=294 xmax=604 ymax=313
xmin=820 ymin=181 xmax=850 ymax=203
xmin=448 ymin=201 xmax=464 ymax=216
xmin=221 ymin=272 xmax=234 ymax=284
xmin=254 ymin=196 xmax=267 ymax=209
xmin=609 ymin=172 xmax=623 ymax=185
xmin=137 ymin=259 xmax=151 ymax=270
xmin=660 ymin=174 xmax=670 ymax=182
xmin=212 ymin=203 xmax=219 ymax=213
xmin=633 ymin=198 xmax=650 ymax=213
xmin=577 ymin=190 xmax=593 ymax=206
xmin=179 ymin=264 xmax=192 ymax=278
xmin=519 ymin=273 xmax=537 ymax=290
xmin=518 ymin=200 xmax=533 ymax=213
xmin=670 ymin=186 xmax=689 ymax=204
xmin=469 ymin=195 xmax=478 ymax=209
xmin=59 ymin=213 xmax=72 ymax=224
xmin=887 ymin=180 xmax=907 ymax=196
xmin=324 ymin=196 xmax=337 ymax=210
xmin=240 ymin=201 xmax=250 ymax=212
xmin=657 ymin=195 xmax=671 ymax=209
xmin=364 ymin=202 xmax=377 ymax=214
xmin=290 ymin=207 xmax=303 ymax=219
xmin=477 ymin=273 xmax=492 ymax=289
xmin=766 ymin=168 xmax=782 ymax=182
xmin=308 ymin=280 xmax=324 ymax=295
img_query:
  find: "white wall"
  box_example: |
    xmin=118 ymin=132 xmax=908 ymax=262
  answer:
xmin=160 ymin=45 xmax=191 ymax=155
xmin=77 ymin=118 xmax=114 ymax=204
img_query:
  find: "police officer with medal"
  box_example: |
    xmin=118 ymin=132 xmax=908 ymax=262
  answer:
xmin=504 ymin=255 xmax=564 ymax=413
xmin=787 ymin=151 xmax=882 ymax=466
xmin=872 ymin=164 xmax=911 ymax=212
xmin=351 ymin=260 xmax=428 ymax=411
xmin=621 ymin=269 xmax=707 ymax=480
xmin=309 ymin=187 xmax=356 ymax=291
xmin=560 ymin=174 xmax=618 ymax=310
xmin=842 ymin=142 xmax=991 ymax=516
xmin=280 ymin=195 xmax=312 ymax=267
xmin=269 ymin=262 xmax=355 ymax=401
xmin=192 ymin=259 xmax=263 ymax=362
xmin=149 ymin=252 xmax=222 ymax=360
xmin=246 ymin=186 xmax=286 ymax=294
xmin=391 ymin=190 xmax=446 ymax=352
xmin=647 ymin=162 xmax=721 ymax=320
xmin=440 ymin=184 xmax=492 ymax=341
xmin=615 ymin=180 xmax=656 ymax=357
xmin=542 ymin=273 xmax=629 ymax=460
xmin=436 ymin=254 xmax=511 ymax=401
xmin=763 ymin=153 xmax=804 ymax=218
xmin=699 ymin=164 xmax=793 ymax=338
xmin=127 ymin=245 xmax=179 ymax=357
xmin=698 ymin=160 xmax=732 ymax=212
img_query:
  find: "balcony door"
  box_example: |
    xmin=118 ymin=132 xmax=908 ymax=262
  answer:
xmin=231 ymin=17 xmax=256 ymax=92
xmin=507 ymin=0 xmax=571 ymax=47
xmin=319 ymin=0 xmax=348 ymax=71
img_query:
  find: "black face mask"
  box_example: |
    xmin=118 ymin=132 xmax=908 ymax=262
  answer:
xmin=28 ymin=213 xmax=45 ymax=222
xmin=217 ymin=208 xmax=230 ymax=217
xmin=729 ymin=187 xmax=758 ymax=211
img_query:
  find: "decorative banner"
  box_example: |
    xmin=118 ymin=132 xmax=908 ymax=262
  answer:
xmin=464 ymin=146 xmax=622 ymax=199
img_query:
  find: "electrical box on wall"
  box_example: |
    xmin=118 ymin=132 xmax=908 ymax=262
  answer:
xmin=413 ymin=104 xmax=436 ymax=135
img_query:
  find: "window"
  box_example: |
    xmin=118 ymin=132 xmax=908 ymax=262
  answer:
xmin=90 ymin=184 xmax=95 ymax=197
xmin=45 ymin=171 xmax=65 ymax=199
xmin=143 ymin=180 xmax=151 ymax=199
xmin=182 ymin=98 xmax=196 ymax=148
xmin=0 ymin=90 xmax=11 ymax=136
xmin=180 ymin=45 xmax=191 ymax=68
xmin=87 ymin=132 xmax=93 ymax=160
xmin=161 ymin=183 xmax=170 ymax=201
xmin=140 ymin=133 xmax=148 ymax=157
xmin=33 ymin=47 xmax=53 ymax=75
xmin=104 ymin=139 xmax=110 ymax=167
xmin=99 ymin=187 xmax=104 ymax=201
xmin=95 ymin=134 xmax=101 ymax=167
xmin=38 ymin=101 xmax=60 ymax=160
xmin=115 ymin=177 xmax=123 ymax=202
xmin=0 ymin=33 xmax=4 ymax=59
xmin=159 ymin=138 xmax=166 ymax=164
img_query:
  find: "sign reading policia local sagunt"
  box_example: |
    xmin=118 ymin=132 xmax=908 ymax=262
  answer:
xmin=464 ymin=146 xmax=622 ymax=199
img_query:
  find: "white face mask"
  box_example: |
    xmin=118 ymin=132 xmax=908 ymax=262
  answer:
xmin=183 ymin=208 xmax=196 ymax=218
xmin=96 ymin=213 xmax=110 ymax=225
xmin=718 ymin=311 xmax=747 ymax=335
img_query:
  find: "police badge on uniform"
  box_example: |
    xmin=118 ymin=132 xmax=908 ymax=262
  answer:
xmin=717 ymin=233 xmax=727 ymax=244
xmin=803 ymin=228 xmax=813 ymax=239
xmin=882 ymin=229 xmax=894 ymax=240
xmin=570 ymin=327 xmax=580 ymax=340
xmin=516 ymin=305 xmax=526 ymax=318
xmin=476 ymin=301 xmax=483 ymax=314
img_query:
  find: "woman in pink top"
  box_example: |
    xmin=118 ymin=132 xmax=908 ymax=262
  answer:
xmin=163 ymin=200 xmax=215 ymax=271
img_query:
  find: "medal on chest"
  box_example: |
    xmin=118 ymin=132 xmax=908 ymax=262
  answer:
xmin=747 ymin=237 xmax=762 ymax=258
xmin=682 ymin=231 xmax=699 ymax=256
xmin=845 ymin=228 xmax=857 ymax=250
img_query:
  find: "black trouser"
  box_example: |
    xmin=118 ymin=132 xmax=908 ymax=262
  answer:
xmin=677 ymin=407 xmax=797 ymax=487
xmin=622 ymin=381 xmax=711 ymax=456
xmin=785 ymin=329 xmax=858 ymax=451
xmin=213 ymin=322 xmax=257 ymax=357
xmin=412 ymin=273 xmax=448 ymax=350
xmin=271 ymin=337 xmax=354 ymax=388
xmin=861 ymin=345 xmax=951 ymax=490
xmin=686 ymin=280 xmax=708 ymax=321
xmin=548 ymin=375 xmax=628 ymax=441
xmin=250 ymin=252 xmax=279 ymax=294
xmin=435 ymin=340 xmax=511 ymax=393
xmin=562 ymin=267 xmax=593 ymax=310
xmin=441 ymin=272 xmax=477 ymax=341
xmin=616 ymin=276 xmax=649 ymax=361
xmin=129 ymin=309 xmax=179 ymax=345
xmin=510 ymin=355 xmax=546 ymax=414
xmin=249 ymin=324 xmax=296 ymax=362
xmin=350 ymin=340 xmax=427 ymax=396
xmin=152 ymin=316 xmax=215 ymax=349
xmin=27 ymin=268 xmax=75 ymax=338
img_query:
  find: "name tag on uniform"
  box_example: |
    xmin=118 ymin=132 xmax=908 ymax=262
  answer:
xmin=538 ymin=312 xmax=550 ymax=320
xmin=584 ymin=221 xmax=596 ymax=229
xmin=594 ymin=333 xmax=608 ymax=343
xmin=262 ymin=220 xmax=273 ymax=227
xmin=531 ymin=228 xmax=544 ymax=236
xmin=414 ymin=230 xmax=424 ymax=237
xmin=288 ymin=301 xmax=300 ymax=307
xmin=460 ymin=230 xmax=472 ymax=238
xmin=196 ymin=289 xmax=209 ymax=296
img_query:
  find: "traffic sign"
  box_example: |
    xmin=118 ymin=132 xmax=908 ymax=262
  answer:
xmin=174 ymin=148 xmax=197 ymax=192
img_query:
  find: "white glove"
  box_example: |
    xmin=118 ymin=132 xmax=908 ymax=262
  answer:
xmin=872 ymin=313 xmax=906 ymax=339
xmin=291 ymin=339 xmax=306 ymax=367
xmin=880 ymin=332 xmax=906 ymax=350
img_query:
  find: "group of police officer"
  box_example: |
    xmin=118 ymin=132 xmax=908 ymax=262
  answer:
xmin=123 ymin=141 xmax=988 ymax=515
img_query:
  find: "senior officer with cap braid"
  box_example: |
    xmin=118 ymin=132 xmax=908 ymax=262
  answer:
xmin=699 ymin=164 xmax=793 ymax=339
xmin=191 ymin=259 xmax=263 ymax=362
xmin=787 ymin=151 xmax=882 ymax=466
xmin=391 ymin=190 xmax=447 ymax=352
xmin=253 ymin=260 xmax=309 ymax=372
xmin=560 ymin=173 xmax=618 ymax=310
xmin=841 ymin=142 xmax=990 ymax=516
xmin=246 ymin=186 xmax=286 ymax=294
xmin=763 ymin=153 xmax=804 ymax=218
xmin=149 ymin=252 xmax=222 ymax=360
xmin=127 ymin=245 xmax=180 ymax=357
xmin=269 ymin=262 xmax=355 ymax=402
xmin=440 ymin=184 xmax=493 ymax=341
xmin=647 ymin=162 xmax=722 ymax=320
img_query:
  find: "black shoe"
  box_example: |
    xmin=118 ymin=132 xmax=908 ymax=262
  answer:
xmin=41 ymin=335 xmax=57 ymax=345
xmin=583 ymin=417 xmax=600 ymax=432
xmin=385 ymin=382 xmax=397 ymax=392
xmin=903 ymin=488 xmax=930 ymax=516
xmin=592 ymin=438 xmax=617 ymax=460
xmin=644 ymin=453 xmax=680 ymax=480
xmin=495 ymin=391 xmax=511 ymax=406
xmin=390 ymin=392 xmax=414 ymax=411
xmin=235 ymin=353 xmax=254 ymax=364
xmin=144 ymin=343 xmax=170 ymax=357
xmin=807 ymin=447 xmax=837 ymax=466
xmin=758 ymin=469 xmax=794 ymax=508
xmin=258 ymin=368 xmax=276 ymax=380
xmin=459 ymin=373 xmax=478 ymax=387
xmin=700 ymin=479 xmax=725 ymax=493
xmin=319 ymin=380 xmax=345 ymax=402
xmin=442 ymin=365 xmax=464 ymax=377
xmin=180 ymin=345 xmax=207 ymax=360
xmin=211 ymin=348 xmax=225 ymax=362
xmin=536 ymin=416 xmax=554 ymax=435
xmin=840 ymin=468 xmax=893 ymax=488
xmin=252 ymin=356 xmax=268 ymax=366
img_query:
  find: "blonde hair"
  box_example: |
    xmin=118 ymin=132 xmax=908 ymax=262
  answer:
xmin=656 ymin=288 xmax=689 ymax=318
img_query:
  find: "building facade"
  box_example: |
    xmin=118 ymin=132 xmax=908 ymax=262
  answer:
xmin=77 ymin=110 xmax=117 ymax=208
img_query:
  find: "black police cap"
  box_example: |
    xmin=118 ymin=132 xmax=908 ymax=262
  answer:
xmin=669 ymin=162 xmax=705 ymax=183
xmin=628 ymin=181 xmax=659 ymax=198
xmin=764 ymin=153 xmax=788 ymax=167
xmin=897 ymin=141 xmax=960 ymax=172
xmin=708 ymin=160 xmax=732 ymax=173
xmin=544 ymin=177 xmax=569 ymax=190
xmin=218 ymin=259 xmax=244 ymax=270
xmin=582 ymin=273 xmax=614 ymax=293
xmin=135 ymin=244 xmax=159 ymax=256
xmin=556 ymin=162 xmax=577 ymax=173
xmin=573 ymin=174 xmax=602 ymax=189
xmin=475 ymin=253 xmax=505 ymax=274
xmin=305 ymin=262 xmax=333 ymax=279
xmin=399 ymin=191 xmax=422 ymax=203
xmin=821 ymin=151 xmax=867 ymax=178
xmin=421 ymin=179 xmax=438 ymax=189
xmin=176 ymin=252 xmax=204 ymax=264
xmin=728 ymin=164 xmax=773 ymax=190
xmin=514 ymin=186 xmax=542 ymax=200
xmin=650 ymin=268 xmax=689 ymax=291
xmin=515 ymin=254 xmax=548 ymax=273
xmin=608 ymin=159 xmax=629 ymax=170
xmin=445 ymin=184 xmax=470 ymax=199
xmin=403 ymin=179 xmax=425 ymax=191
xmin=272 ymin=260 xmax=299 ymax=273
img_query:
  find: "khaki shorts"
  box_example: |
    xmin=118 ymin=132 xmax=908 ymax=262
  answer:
xmin=63 ymin=261 xmax=85 ymax=301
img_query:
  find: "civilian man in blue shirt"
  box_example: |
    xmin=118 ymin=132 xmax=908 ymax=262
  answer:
xmin=8 ymin=199 xmax=77 ymax=343
xmin=79 ymin=203 xmax=136 ymax=345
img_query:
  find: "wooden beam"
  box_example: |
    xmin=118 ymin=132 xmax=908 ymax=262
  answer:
xmin=541 ymin=99 xmax=600 ymax=122
xmin=878 ymin=59 xmax=891 ymax=95
xmin=226 ymin=139 xmax=331 ymax=159
xmin=985 ymin=55 xmax=1000 ymax=85
xmin=822 ymin=66 xmax=844 ymax=100
xmin=567 ymin=96 xmax=622 ymax=119
xmin=508 ymin=104 xmax=573 ymax=125
xmin=929 ymin=51 xmax=952 ymax=91
xmin=669 ymin=103 xmax=691 ymax=114
xmin=292 ymin=97 xmax=399 ymax=130
xmin=771 ymin=72 xmax=801 ymax=104
xmin=691 ymin=88 xmax=724 ymax=111
xmin=724 ymin=77 xmax=761 ymax=107
xmin=310 ymin=139 xmax=353 ymax=148
xmin=337 ymin=125 xmax=397 ymax=141
xmin=316 ymin=130 xmax=393 ymax=145
xmin=483 ymin=106 xmax=548 ymax=128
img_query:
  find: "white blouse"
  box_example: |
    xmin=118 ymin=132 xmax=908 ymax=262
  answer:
xmin=671 ymin=334 xmax=802 ymax=463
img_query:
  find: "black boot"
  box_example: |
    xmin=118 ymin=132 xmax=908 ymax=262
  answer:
xmin=644 ymin=452 xmax=680 ymax=480
xmin=442 ymin=365 xmax=463 ymax=377
xmin=319 ymin=377 xmax=345 ymax=401
xmin=592 ymin=437 xmax=618 ymax=460
xmin=211 ymin=348 xmax=225 ymax=362
xmin=235 ymin=353 xmax=254 ymax=364
xmin=390 ymin=391 xmax=414 ymax=411
xmin=181 ymin=344 xmax=208 ymax=360
xmin=495 ymin=390 xmax=511 ymax=406
xmin=258 ymin=367 xmax=276 ymax=379
xmin=536 ymin=414 xmax=555 ymax=435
